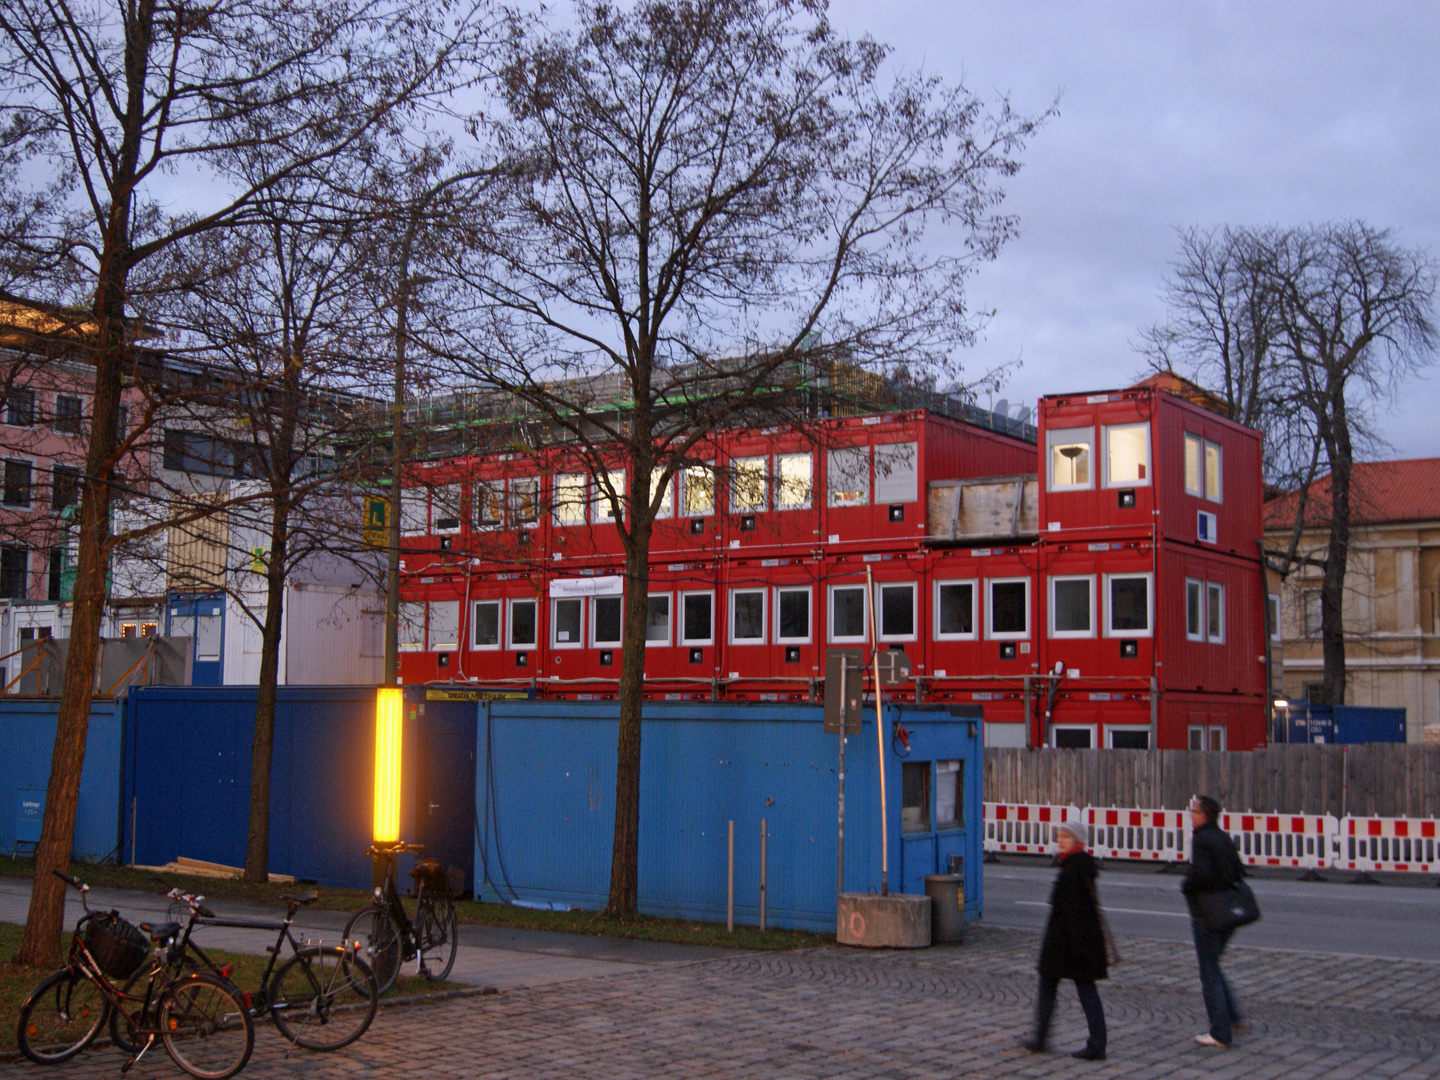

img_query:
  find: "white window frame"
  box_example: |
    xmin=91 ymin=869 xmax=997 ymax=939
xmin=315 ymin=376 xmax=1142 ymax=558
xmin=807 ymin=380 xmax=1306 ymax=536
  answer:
xmin=681 ymin=464 xmax=715 ymax=517
xmin=1187 ymin=725 xmax=1206 ymax=751
xmin=591 ymin=594 xmax=623 ymax=647
xmin=1206 ymin=581 xmax=1225 ymax=643
xmin=774 ymin=586 xmax=812 ymax=644
xmin=827 ymin=446 xmax=870 ymax=507
xmin=511 ymin=478 xmax=541 ymax=527
xmin=828 ymin=583 xmax=869 ymax=643
xmin=1268 ymin=593 xmax=1281 ymax=642
xmin=594 ymin=469 xmax=625 ymax=524
xmin=1046 ymin=426 xmax=1094 ymax=492
xmin=730 ymin=457 xmax=768 ymax=513
xmin=1184 ymin=433 xmax=1203 ymax=496
xmin=507 ymin=598 xmax=538 ymax=649
xmin=874 ymin=442 xmax=919 ymax=504
xmin=876 ymin=581 xmax=918 ymax=642
xmin=553 ymin=474 xmax=587 ymax=526
xmin=1302 ymin=588 xmax=1322 ymax=638
xmin=1051 ymin=725 xmax=1096 ymax=749
xmin=649 ymin=469 xmax=673 ymax=518
xmin=645 ymin=592 xmax=672 ymax=647
xmin=1204 ymin=440 xmax=1223 ymax=502
xmin=1105 ymin=726 xmax=1151 ymax=749
xmin=471 ymin=599 xmax=502 ymax=650
xmin=428 ymin=599 xmax=460 ymax=651
xmin=985 ymin=577 xmax=1030 ymax=640
xmin=1104 ymin=572 xmax=1154 ymax=638
xmin=1048 ymin=575 xmax=1096 ymax=639
xmin=399 ymin=490 xmax=427 ymax=537
xmin=1185 ymin=578 xmax=1205 ymax=641
xmin=728 ymin=588 xmax=767 ymax=644
xmin=1208 ymin=726 xmax=1227 ymax=751
xmin=1102 ymin=423 xmax=1151 ymax=488
xmin=775 ymin=453 xmax=812 ymax=510
xmin=679 ymin=590 xmax=715 ymax=646
xmin=431 ymin=484 xmax=463 ymax=534
xmin=397 ymin=600 xmax=425 ymax=651
xmin=473 ymin=480 xmax=505 ymax=529
xmin=551 ymin=596 xmax=584 ymax=649
xmin=933 ymin=579 xmax=978 ymax=641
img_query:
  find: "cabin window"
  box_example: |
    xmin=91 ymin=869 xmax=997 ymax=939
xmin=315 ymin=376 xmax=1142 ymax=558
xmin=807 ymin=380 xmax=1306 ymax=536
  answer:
xmin=471 ymin=600 xmax=500 ymax=649
xmin=730 ymin=589 xmax=766 ymax=643
xmin=1104 ymin=424 xmax=1149 ymax=486
xmin=1107 ymin=574 xmax=1152 ymax=637
xmin=681 ymin=591 xmax=714 ymax=645
xmin=731 ymin=458 xmax=767 ymax=512
xmin=553 ymin=474 xmax=587 ymax=525
xmin=508 ymin=599 xmax=537 ymax=648
xmin=775 ymin=587 xmax=811 ymax=642
xmin=827 ymin=446 xmax=869 ymax=506
xmin=776 ymin=453 xmax=812 ymax=509
xmin=987 ymin=578 xmax=1029 ymax=638
xmin=874 ymin=442 xmax=918 ymax=503
xmin=1050 ymin=576 xmax=1094 ymax=637
xmin=1047 ymin=427 xmax=1093 ymax=491
xmin=645 ymin=594 xmax=671 ymax=645
xmin=935 ymin=581 xmax=976 ymax=639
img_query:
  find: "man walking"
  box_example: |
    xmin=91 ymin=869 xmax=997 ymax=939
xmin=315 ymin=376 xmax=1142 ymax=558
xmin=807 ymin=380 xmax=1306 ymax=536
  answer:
xmin=1183 ymin=795 xmax=1245 ymax=1047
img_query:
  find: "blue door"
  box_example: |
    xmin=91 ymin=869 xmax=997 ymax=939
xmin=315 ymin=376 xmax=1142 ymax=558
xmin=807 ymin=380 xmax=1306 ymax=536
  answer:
xmin=167 ymin=595 xmax=224 ymax=686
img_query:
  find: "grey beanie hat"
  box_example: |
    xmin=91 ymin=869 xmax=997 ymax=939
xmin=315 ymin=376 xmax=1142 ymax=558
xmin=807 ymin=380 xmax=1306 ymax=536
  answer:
xmin=1058 ymin=817 xmax=1088 ymax=847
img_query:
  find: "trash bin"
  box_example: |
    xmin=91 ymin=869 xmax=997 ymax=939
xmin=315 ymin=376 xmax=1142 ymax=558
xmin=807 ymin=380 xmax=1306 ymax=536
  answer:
xmin=924 ymin=873 xmax=966 ymax=944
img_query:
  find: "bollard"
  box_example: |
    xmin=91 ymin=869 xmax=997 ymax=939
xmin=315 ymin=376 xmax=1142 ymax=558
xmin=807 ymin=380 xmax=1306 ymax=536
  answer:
xmin=759 ymin=818 xmax=768 ymax=931
xmin=727 ymin=819 xmax=735 ymax=933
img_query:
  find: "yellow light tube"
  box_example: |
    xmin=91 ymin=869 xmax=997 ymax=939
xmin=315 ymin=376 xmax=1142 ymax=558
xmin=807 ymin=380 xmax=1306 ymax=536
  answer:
xmin=373 ymin=688 xmax=403 ymax=844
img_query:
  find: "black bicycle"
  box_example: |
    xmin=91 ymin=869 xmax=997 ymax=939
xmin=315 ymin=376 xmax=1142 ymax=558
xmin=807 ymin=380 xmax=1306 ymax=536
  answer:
xmin=17 ymin=871 xmax=254 ymax=1079
xmin=111 ymin=887 xmax=378 ymax=1054
xmin=342 ymin=843 xmax=458 ymax=994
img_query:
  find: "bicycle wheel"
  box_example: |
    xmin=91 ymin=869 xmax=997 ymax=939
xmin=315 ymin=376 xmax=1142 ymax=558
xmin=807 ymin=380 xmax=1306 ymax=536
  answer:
xmin=270 ymin=946 xmax=378 ymax=1051
xmin=343 ymin=907 xmax=401 ymax=994
xmin=417 ymin=898 xmax=459 ymax=981
xmin=159 ymin=973 xmax=254 ymax=1080
xmin=112 ymin=954 xmax=196 ymax=1053
xmin=17 ymin=968 xmax=110 ymax=1064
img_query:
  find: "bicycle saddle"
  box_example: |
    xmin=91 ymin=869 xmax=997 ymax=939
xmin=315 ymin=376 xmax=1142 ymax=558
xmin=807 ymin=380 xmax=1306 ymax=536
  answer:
xmin=408 ymin=858 xmax=443 ymax=877
xmin=140 ymin=921 xmax=181 ymax=943
xmin=279 ymin=890 xmax=318 ymax=905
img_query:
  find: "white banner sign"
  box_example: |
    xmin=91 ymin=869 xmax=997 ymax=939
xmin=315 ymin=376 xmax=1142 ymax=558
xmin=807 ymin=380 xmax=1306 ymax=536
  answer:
xmin=549 ymin=575 xmax=624 ymax=598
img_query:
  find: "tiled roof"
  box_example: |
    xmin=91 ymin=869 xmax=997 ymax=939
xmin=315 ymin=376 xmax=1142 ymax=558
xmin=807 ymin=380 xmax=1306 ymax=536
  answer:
xmin=1129 ymin=371 xmax=1228 ymax=415
xmin=1264 ymin=457 xmax=1440 ymax=528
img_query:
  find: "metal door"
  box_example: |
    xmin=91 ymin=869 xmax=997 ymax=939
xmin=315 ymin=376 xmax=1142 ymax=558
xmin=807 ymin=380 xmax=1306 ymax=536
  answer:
xmin=166 ymin=595 xmax=224 ymax=685
xmin=422 ymin=730 xmax=476 ymax=896
xmin=899 ymin=759 xmax=937 ymax=895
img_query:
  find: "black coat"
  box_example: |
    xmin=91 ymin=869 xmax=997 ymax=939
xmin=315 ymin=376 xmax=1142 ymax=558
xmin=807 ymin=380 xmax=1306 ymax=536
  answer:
xmin=1038 ymin=850 xmax=1108 ymax=983
xmin=1182 ymin=822 xmax=1245 ymax=917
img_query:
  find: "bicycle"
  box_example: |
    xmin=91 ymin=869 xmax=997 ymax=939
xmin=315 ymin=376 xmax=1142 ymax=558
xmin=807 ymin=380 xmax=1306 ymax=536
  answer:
xmin=112 ymin=887 xmax=378 ymax=1054
xmin=17 ymin=870 xmax=253 ymax=1079
xmin=342 ymin=843 xmax=458 ymax=994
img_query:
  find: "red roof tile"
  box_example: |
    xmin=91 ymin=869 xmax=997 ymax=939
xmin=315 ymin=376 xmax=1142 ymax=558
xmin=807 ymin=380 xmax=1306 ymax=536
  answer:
xmin=1264 ymin=457 xmax=1440 ymax=528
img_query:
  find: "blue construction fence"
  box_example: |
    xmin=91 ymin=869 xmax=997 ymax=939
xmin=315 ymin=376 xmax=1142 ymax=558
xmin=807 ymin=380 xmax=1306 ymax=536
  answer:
xmin=1281 ymin=704 xmax=1407 ymax=744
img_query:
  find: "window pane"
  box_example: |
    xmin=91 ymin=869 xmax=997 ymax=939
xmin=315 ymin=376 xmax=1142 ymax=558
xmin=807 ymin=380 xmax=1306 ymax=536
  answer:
xmin=732 ymin=458 xmax=766 ymax=511
xmin=474 ymin=482 xmax=504 ymax=526
xmin=827 ymin=447 xmax=869 ymax=506
xmin=512 ymin=479 xmax=540 ymax=524
xmin=595 ymin=470 xmax=625 ymax=521
xmin=1204 ymin=442 xmax=1222 ymax=500
xmin=1048 ymin=428 xmax=1092 ymax=489
xmin=1207 ymin=582 xmax=1224 ymax=640
xmin=398 ymin=601 xmax=425 ymax=650
xmin=1303 ymin=590 xmax=1321 ymax=637
xmin=650 ymin=469 xmax=673 ymax=517
xmin=554 ymin=598 xmax=582 ymax=643
xmin=1111 ymin=730 xmax=1150 ymax=749
xmin=832 ymin=586 xmax=866 ymax=638
xmin=646 ymin=595 xmax=670 ymax=642
xmin=1052 ymin=578 xmax=1091 ymax=633
xmin=684 ymin=466 xmax=714 ymax=514
xmin=1107 ymin=424 xmax=1148 ymax=484
xmin=880 ymin=584 xmax=913 ymax=637
xmin=1267 ymin=594 xmax=1280 ymax=640
xmin=990 ymin=581 xmax=1027 ymax=635
xmin=936 ymin=760 xmax=963 ymax=828
xmin=776 ymin=454 xmax=811 ymax=508
xmin=778 ymin=589 xmax=809 ymax=640
xmin=1189 ymin=727 xmax=1205 ymax=751
xmin=554 ymin=475 xmax=586 ymax=524
xmin=901 ymin=761 xmax=930 ymax=834
xmin=1054 ymin=728 xmax=1092 ymax=748
xmin=510 ymin=600 xmax=536 ymax=646
xmin=874 ymin=442 xmax=917 ymax=503
xmin=1184 ymin=435 xmax=1201 ymax=495
xmin=400 ymin=490 xmax=427 ymax=535
xmin=594 ymin=595 xmax=621 ymax=645
xmin=473 ymin=601 xmax=500 ymax=647
xmin=732 ymin=591 xmax=764 ymax=640
xmin=1110 ymin=577 xmax=1149 ymax=632
xmin=1186 ymin=580 xmax=1202 ymax=637
xmin=433 ymin=484 xmax=462 ymax=532
xmin=938 ymin=582 xmax=974 ymax=636
xmin=683 ymin=593 xmax=712 ymax=642
xmin=428 ymin=600 xmax=460 ymax=649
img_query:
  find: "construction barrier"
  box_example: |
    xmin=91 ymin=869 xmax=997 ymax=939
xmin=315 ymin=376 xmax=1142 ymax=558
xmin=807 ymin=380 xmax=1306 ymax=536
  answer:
xmin=1339 ymin=816 xmax=1440 ymax=874
xmin=1221 ymin=812 xmax=1336 ymax=870
xmin=983 ymin=802 xmax=1081 ymax=855
xmin=1086 ymin=807 xmax=1191 ymax=863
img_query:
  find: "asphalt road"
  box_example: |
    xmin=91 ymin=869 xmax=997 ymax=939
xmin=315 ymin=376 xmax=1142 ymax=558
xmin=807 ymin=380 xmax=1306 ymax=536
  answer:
xmin=983 ymin=858 xmax=1440 ymax=962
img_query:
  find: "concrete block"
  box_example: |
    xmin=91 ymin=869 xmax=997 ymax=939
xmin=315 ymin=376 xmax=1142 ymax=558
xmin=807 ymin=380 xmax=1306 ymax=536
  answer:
xmin=836 ymin=892 xmax=932 ymax=948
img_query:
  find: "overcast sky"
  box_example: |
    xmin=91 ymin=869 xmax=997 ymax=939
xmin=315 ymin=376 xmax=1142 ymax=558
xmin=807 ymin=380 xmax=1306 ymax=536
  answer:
xmin=826 ymin=1 xmax=1440 ymax=460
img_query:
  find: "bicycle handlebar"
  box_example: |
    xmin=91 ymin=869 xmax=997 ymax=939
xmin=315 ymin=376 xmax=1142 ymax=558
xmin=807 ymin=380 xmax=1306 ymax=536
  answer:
xmin=362 ymin=841 xmax=424 ymax=858
xmin=52 ymin=869 xmax=91 ymax=912
xmin=165 ymin=887 xmax=215 ymax=919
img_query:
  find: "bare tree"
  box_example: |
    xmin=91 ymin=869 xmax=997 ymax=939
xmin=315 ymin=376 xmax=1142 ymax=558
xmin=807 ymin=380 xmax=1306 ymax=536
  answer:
xmin=423 ymin=0 xmax=1048 ymax=914
xmin=1141 ymin=221 xmax=1437 ymax=707
xmin=0 ymin=0 xmax=488 ymax=965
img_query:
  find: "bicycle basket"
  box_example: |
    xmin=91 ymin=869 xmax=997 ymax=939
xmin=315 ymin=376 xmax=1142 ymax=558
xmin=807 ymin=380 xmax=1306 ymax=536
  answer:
xmin=408 ymin=858 xmax=450 ymax=897
xmin=81 ymin=911 xmax=148 ymax=979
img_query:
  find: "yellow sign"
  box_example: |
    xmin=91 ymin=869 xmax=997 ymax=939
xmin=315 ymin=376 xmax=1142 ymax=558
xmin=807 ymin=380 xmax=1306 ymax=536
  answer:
xmin=362 ymin=497 xmax=389 ymax=549
xmin=425 ymin=688 xmax=531 ymax=702
xmin=250 ymin=546 xmax=266 ymax=573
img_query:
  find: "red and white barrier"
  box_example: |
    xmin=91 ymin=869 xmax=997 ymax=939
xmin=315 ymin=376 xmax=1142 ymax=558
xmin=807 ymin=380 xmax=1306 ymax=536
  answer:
xmin=1221 ymin=812 xmax=1336 ymax=870
xmin=1086 ymin=807 xmax=1190 ymax=863
xmin=984 ymin=802 xmax=1081 ymax=855
xmin=1340 ymin=816 xmax=1440 ymax=874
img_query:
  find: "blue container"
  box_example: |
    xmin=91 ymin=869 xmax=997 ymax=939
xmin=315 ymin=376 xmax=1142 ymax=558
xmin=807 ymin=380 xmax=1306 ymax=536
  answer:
xmin=0 ymin=698 xmax=122 ymax=861
xmin=475 ymin=701 xmax=983 ymax=932
xmin=1284 ymin=703 xmax=1407 ymax=744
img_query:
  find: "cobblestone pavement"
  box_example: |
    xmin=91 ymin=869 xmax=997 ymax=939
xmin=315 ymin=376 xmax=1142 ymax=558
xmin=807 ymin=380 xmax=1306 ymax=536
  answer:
xmin=7 ymin=924 xmax=1440 ymax=1079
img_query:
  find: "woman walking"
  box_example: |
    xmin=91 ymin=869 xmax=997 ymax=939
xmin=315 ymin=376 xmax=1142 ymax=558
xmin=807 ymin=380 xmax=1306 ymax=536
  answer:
xmin=1023 ymin=818 xmax=1108 ymax=1061
xmin=1183 ymin=794 xmax=1245 ymax=1047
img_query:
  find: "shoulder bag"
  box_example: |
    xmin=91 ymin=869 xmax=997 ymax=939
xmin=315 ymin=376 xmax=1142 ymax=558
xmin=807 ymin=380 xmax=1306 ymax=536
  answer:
xmin=1196 ymin=878 xmax=1261 ymax=933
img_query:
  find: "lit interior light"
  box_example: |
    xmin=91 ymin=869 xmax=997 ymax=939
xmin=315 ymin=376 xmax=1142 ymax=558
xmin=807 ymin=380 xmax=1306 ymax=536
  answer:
xmin=373 ymin=688 xmax=403 ymax=844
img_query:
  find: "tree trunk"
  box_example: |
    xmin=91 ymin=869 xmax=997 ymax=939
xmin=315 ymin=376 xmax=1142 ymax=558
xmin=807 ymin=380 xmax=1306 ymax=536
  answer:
xmin=1320 ymin=398 xmax=1352 ymax=707
xmin=244 ymin=509 xmax=290 ymax=883
xmin=607 ymin=514 xmax=652 ymax=916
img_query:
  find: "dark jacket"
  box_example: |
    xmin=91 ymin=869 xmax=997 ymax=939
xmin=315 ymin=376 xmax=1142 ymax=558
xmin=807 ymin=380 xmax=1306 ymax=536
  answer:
xmin=1182 ymin=821 xmax=1245 ymax=917
xmin=1038 ymin=849 xmax=1108 ymax=983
